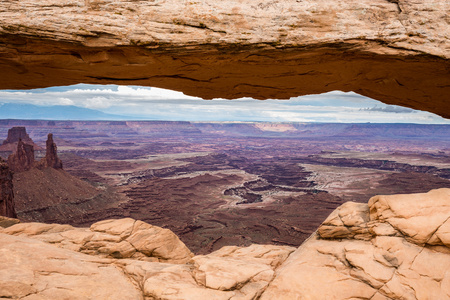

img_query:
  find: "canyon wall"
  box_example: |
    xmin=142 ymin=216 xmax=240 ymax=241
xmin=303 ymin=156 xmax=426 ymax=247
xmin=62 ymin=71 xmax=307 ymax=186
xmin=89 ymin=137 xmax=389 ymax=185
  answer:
xmin=0 ymin=159 xmax=16 ymax=218
xmin=0 ymin=0 xmax=449 ymax=117
xmin=1 ymin=127 xmax=33 ymax=145
xmin=0 ymin=127 xmax=40 ymax=152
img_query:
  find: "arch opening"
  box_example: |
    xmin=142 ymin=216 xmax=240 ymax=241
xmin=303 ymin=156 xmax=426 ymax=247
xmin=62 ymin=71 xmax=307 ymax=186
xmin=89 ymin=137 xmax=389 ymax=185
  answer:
xmin=0 ymin=84 xmax=448 ymax=124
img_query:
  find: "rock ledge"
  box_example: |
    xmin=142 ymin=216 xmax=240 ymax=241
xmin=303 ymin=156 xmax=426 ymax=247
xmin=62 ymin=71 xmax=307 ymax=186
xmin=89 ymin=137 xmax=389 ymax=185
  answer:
xmin=1 ymin=188 xmax=449 ymax=299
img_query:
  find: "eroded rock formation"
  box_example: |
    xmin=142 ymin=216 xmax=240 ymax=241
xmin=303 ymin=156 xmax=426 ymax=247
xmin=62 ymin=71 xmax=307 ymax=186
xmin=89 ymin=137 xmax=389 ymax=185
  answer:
xmin=1 ymin=189 xmax=449 ymax=299
xmin=1 ymin=127 xmax=33 ymax=145
xmin=0 ymin=126 xmax=40 ymax=152
xmin=0 ymin=159 xmax=16 ymax=218
xmin=262 ymin=188 xmax=450 ymax=299
xmin=38 ymin=133 xmax=63 ymax=169
xmin=4 ymin=131 xmax=62 ymax=172
xmin=0 ymin=217 xmax=294 ymax=299
xmin=7 ymin=139 xmax=35 ymax=172
xmin=0 ymin=0 xmax=449 ymax=117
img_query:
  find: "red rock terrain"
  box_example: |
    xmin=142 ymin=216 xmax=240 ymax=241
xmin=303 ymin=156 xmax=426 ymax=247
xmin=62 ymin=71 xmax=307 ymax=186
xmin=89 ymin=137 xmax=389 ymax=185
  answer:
xmin=12 ymin=167 xmax=128 ymax=224
xmin=0 ymin=127 xmax=131 ymax=225
xmin=0 ymin=158 xmax=16 ymax=218
xmin=0 ymin=126 xmax=42 ymax=152
xmin=1 ymin=121 xmax=449 ymax=254
xmin=7 ymin=139 xmax=35 ymax=172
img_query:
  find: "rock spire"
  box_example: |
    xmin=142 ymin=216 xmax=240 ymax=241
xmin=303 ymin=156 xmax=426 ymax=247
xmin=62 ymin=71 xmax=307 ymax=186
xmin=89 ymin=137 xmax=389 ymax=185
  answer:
xmin=39 ymin=133 xmax=63 ymax=169
xmin=7 ymin=139 xmax=35 ymax=172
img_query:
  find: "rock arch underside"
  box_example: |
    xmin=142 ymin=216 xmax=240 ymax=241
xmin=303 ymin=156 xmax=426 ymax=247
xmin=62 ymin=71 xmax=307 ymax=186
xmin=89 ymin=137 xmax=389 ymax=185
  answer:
xmin=0 ymin=0 xmax=449 ymax=118
xmin=1 ymin=2 xmax=450 ymax=299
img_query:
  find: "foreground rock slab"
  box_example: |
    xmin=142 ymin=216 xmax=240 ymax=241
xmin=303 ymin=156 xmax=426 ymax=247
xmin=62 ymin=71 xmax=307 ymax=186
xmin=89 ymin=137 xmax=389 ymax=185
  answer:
xmin=3 ymin=217 xmax=194 ymax=264
xmin=0 ymin=233 xmax=142 ymax=300
xmin=0 ymin=222 xmax=294 ymax=300
xmin=1 ymin=189 xmax=449 ymax=299
xmin=262 ymin=188 xmax=450 ymax=300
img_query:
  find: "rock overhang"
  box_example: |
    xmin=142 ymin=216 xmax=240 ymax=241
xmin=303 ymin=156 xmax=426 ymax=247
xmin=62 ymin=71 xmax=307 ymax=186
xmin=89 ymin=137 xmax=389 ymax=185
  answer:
xmin=0 ymin=0 xmax=449 ymax=118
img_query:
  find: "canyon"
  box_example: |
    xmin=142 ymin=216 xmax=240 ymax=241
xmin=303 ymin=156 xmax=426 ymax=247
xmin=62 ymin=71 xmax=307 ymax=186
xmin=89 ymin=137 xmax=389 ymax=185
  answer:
xmin=0 ymin=121 xmax=448 ymax=254
xmin=0 ymin=1 xmax=449 ymax=297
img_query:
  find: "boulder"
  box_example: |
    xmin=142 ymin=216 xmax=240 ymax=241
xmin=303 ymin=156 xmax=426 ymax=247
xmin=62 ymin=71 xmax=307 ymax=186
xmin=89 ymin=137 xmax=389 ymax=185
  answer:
xmin=3 ymin=217 xmax=194 ymax=264
xmin=1 ymin=189 xmax=449 ymax=299
xmin=0 ymin=233 xmax=143 ymax=300
xmin=0 ymin=215 xmax=20 ymax=228
xmin=261 ymin=188 xmax=450 ymax=300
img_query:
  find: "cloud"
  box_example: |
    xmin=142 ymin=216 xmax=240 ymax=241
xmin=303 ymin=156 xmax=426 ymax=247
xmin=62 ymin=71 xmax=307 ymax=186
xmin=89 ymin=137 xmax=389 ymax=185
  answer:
xmin=0 ymin=84 xmax=448 ymax=124
xmin=360 ymin=106 xmax=416 ymax=113
xmin=58 ymin=97 xmax=75 ymax=105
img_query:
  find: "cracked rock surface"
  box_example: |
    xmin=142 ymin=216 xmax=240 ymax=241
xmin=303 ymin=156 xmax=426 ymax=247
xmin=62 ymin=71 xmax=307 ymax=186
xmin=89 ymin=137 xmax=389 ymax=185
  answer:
xmin=1 ymin=188 xmax=449 ymax=299
xmin=0 ymin=217 xmax=295 ymax=299
xmin=0 ymin=0 xmax=449 ymax=117
xmin=262 ymin=188 xmax=450 ymax=300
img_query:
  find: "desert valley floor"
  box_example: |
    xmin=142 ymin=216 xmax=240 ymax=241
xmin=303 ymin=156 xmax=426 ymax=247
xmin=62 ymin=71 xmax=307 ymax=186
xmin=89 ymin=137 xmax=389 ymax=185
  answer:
xmin=1 ymin=120 xmax=449 ymax=254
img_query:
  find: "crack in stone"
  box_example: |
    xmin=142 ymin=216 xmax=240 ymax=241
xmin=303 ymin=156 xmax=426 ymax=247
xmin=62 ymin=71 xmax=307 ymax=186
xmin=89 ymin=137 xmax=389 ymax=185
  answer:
xmin=387 ymin=0 xmax=402 ymax=13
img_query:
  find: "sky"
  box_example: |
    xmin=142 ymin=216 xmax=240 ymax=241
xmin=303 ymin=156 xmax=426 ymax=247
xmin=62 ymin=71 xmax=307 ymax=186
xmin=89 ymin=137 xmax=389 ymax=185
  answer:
xmin=0 ymin=84 xmax=449 ymax=124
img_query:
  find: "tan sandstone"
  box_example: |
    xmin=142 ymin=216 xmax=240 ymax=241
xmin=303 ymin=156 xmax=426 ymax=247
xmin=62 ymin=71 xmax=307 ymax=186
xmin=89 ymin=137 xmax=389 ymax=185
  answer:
xmin=0 ymin=0 xmax=448 ymax=117
xmin=0 ymin=221 xmax=294 ymax=300
xmin=0 ymin=233 xmax=143 ymax=300
xmin=1 ymin=189 xmax=449 ymax=299
xmin=2 ymin=217 xmax=194 ymax=264
xmin=262 ymin=188 xmax=450 ymax=300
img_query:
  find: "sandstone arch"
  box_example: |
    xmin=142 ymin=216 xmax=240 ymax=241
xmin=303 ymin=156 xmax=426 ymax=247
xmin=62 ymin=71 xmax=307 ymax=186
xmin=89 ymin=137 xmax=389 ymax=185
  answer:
xmin=0 ymin=0 xmax=449 ymax=117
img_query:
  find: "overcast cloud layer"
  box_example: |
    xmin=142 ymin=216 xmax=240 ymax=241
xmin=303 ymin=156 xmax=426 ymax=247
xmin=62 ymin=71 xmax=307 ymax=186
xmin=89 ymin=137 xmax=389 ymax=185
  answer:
xmin=0 ymin=84 xmax=448 ymax=124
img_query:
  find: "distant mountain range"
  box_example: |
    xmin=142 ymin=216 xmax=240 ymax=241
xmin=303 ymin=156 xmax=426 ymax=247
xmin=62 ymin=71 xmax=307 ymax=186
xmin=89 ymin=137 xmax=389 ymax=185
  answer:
xmin=0 ymin=103 xmax=140 ymax=120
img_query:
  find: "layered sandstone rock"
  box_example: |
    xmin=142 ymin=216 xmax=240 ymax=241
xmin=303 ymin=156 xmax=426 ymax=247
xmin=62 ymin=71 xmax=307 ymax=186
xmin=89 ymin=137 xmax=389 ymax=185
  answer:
xmin=0 ymin=189 xmax=449 ymax=299
xmin=0 ymin=217 xmax=294 ymax=299
xmin=7 ymin=139 xmax=35 ymax=172
xmin=0 ymin=0 xmax=449 ymax=117
xmin=3 ymin=217 xmax=194 ymax=264
xmin=1 ymin=127 xmax=33 ymax=145
xmin=0 ymin=127 xmax=41 ymax=152
xmin=0 ymin=233 xmax=143 ymax=300
xmin=37 ymin=133 xmax=63 ymax=169
xmin=0 ymin=159 xmax=16 ymax=218
xmin=261 ymin=188 xmax=450 ymax=300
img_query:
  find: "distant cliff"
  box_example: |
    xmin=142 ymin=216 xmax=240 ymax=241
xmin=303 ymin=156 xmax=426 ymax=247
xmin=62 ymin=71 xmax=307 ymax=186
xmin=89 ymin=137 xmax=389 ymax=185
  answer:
xmin=2 ymin=127 xmax=33 ymax=145
xmin=0 ymin=126 xmax=42 ymax=152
